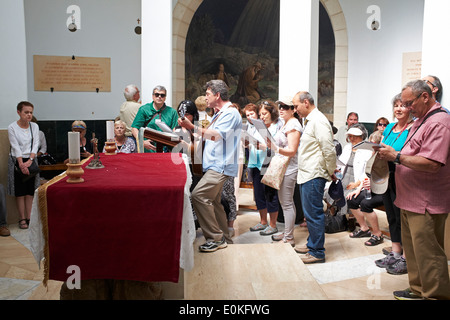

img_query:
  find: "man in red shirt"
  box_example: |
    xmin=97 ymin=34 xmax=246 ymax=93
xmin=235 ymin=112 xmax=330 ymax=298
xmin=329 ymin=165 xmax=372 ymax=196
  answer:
xmin=378 ymin=79 xmax=450 ymax=300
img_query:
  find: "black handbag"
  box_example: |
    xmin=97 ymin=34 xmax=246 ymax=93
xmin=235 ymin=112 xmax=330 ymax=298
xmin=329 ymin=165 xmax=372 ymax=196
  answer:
xmin=324 ymin=203 xmax=348 ymax=234
xmin=38 ymin=153 xmax=57 ymax=165
xmin=14 ymin=159 xmax=40 ymax=182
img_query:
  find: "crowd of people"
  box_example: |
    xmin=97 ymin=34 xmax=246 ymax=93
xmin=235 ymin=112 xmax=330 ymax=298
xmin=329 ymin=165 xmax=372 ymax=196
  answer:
xmin=2 ymin=75 xmax=449 ymax=300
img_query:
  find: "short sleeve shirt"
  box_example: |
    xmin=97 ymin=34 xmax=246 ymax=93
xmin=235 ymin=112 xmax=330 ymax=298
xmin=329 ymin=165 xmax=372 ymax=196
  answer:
xmin=395 ymin=104 xmax=450 ymax=214
xmin=203 ymin=103 xmax=242 ymax=177
xmin=273 ymin=118 xmax=302 ymax=176
xmin=131 ymin=102 xmax=179 ymax=153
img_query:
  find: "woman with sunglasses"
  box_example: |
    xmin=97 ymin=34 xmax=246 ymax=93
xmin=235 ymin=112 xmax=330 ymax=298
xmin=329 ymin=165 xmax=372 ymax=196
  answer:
xmin=374 ymin=94 xmax=413 ymax=275
xmin=266 ymin=98 xmax=302 ymax=246
xmin=375 ymin=117 xmax=389 ymax=132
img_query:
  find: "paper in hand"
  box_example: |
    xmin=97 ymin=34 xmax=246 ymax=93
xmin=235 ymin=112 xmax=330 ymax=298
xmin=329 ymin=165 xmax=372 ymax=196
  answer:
xmin=155 ymin=119 xmax=173 ymax=133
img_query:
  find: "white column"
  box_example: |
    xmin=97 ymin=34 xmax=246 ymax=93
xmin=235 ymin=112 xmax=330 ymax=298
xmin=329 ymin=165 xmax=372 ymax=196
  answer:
xmin=421 ymin=0 xmax=450 ymax=107
xmin=0 ymin=0 xmax=28 ymax=129
xmin=141 ymin=0 xmax=172 ymax=106
xmin=279 ymin=0 xmax=319 ymax=101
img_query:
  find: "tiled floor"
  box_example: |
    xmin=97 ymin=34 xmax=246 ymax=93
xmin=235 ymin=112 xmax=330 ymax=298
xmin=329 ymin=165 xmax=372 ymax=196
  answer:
xmin=1 ymin=186 xmax=419 ymax=300
xmin=186 ymin=209 xmax=409 ymax=300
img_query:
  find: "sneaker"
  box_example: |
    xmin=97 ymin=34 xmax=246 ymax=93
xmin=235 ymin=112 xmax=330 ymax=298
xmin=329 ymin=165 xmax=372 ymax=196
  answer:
xmin=387 ymin=256 xmax=407 ymax=275
xmin=301 ymin=253 xmax=325 ymax=264
xmin=199 ymin=237 xmax=227 ymax=253
xmin=249 ymin=223 xmax=267 ymax=232
xmin=0 ymin=226 xmax=10 ymax=237
xmin=375 ymin=252 xmax=399 ymax=268
xmin=271 ymin=233 xmax=284 ymax=241
xmin=382 ymin=246 xmax=392 ymax=255
xmin=393 ymin=288 xmax=422 ymax=300
xmin=259 ymin=226 xmax=278 ymax=236
xmin=294 ymin=244 xmax=309 ymax=254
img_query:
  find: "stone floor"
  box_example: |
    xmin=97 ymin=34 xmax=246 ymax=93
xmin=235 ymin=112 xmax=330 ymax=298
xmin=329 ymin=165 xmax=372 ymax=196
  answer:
xmin=2 ymin=187 xmax=448 ymax=301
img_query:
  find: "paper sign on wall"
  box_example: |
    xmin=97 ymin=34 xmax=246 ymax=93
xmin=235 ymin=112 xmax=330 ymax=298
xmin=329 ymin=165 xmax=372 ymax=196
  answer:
xmin=402 ymin=52 xmax=422 ymax=86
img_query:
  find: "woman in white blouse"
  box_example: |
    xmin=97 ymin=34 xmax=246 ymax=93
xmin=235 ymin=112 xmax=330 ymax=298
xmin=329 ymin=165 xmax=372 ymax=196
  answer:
xmin=7 ymin=101 xmax=40 ymax=229
xmin=267 ymin=99 xmax=302 ymax=246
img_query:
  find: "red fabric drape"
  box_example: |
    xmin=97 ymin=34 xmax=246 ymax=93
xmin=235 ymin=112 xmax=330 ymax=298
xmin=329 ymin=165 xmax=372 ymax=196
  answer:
xmin=46 ymin=153 xmax=186 ymax=283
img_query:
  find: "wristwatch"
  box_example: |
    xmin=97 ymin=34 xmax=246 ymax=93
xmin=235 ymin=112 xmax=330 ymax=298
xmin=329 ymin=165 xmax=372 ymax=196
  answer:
xmin=30 ymin=157 xmax=34 ymax=162
xmin=394 ymin=152 xmax=401 ymax=165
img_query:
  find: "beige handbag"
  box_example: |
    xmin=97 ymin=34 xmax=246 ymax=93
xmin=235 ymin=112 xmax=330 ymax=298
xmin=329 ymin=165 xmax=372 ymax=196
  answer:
xmin=261 ymin=154 xmax=290 ymax=190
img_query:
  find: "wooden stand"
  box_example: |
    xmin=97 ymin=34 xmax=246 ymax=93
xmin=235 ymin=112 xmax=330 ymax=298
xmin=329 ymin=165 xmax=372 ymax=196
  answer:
xmin=104 ymin=141 xmax=117 ymax=155
xmin=143 ymin=128 xmax=181 ymax=153
xmin=66 ymin=163 xmax=84 ymax=184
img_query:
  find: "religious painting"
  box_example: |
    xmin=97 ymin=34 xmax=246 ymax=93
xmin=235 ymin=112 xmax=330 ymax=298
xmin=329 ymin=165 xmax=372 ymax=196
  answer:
xmin=318 ymin=3 xmax=336 ymax=117
xmin=185 ymin=0 xmax=335 ymax=115
xmin=185 ymin=0 xmax=280 ymax=108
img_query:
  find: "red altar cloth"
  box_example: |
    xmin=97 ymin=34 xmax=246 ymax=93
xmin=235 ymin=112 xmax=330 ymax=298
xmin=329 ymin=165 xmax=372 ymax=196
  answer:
xmin=46 ymin=153 xmax=187 ymax=283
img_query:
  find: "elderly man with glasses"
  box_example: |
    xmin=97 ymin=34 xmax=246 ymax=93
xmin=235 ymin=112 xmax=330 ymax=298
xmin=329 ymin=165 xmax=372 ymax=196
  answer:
xmin=378 ymin=79 xmax=450 ymax=300
xmin=131 ymin=85 xmax=179 ymax=152
xmin=422 ymin=75 xmax=449 ymax=113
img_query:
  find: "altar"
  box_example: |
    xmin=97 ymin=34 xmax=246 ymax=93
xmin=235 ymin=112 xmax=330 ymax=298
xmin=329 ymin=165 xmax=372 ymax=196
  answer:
xmin=28 ymin=153 xmax=195 ymax=299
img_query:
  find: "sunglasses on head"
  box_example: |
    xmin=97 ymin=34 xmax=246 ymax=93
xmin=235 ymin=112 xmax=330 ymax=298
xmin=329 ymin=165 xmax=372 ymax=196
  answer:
xmin=153 ymin=93 xmax=166 ymax=98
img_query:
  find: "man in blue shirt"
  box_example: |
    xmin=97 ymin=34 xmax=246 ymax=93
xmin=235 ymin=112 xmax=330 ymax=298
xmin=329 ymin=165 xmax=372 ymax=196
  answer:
xmin=178 ymin=80 xmax=242 ymax=252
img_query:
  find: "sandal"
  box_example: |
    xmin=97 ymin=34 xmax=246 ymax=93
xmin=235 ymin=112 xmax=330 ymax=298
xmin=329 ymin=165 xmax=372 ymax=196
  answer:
xmin=19 ymin=219 xmax=28 ymax=230
xmin=365 ymin=234 xmax=384 ymax=246
xmin=349 ymin=228 xmax=371 ymax=238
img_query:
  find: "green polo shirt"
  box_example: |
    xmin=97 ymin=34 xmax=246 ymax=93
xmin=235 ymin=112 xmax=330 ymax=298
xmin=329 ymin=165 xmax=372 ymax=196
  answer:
xmin=131 ymin=102 xmax=179 ymax=153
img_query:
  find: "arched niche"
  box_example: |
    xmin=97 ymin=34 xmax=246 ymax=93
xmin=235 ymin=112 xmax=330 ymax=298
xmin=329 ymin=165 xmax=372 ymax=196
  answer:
xmin=172 ymin=0 xmax=348 ymax=125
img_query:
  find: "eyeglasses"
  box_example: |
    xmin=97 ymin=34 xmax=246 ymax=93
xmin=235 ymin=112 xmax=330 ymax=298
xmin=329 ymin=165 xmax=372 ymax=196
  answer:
xmin=424 ymin=79 xmax=436 ymax=88
xmin=278 ymin=104 xmax=293 ymax=111
xmin=401 ymin=92 xmax=423 ymax=108
xmin=377 ymin=123 xmax=388 ymax=127
xmin=153 ymin=93 xmax=166 ymax=98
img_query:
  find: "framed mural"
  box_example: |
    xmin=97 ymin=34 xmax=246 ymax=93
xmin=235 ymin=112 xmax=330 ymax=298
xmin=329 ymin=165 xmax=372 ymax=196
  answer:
xmin=186 ymin=0 xmax=335 ymax=116
xmin=185 ymin=0 xmax=280 ymax=108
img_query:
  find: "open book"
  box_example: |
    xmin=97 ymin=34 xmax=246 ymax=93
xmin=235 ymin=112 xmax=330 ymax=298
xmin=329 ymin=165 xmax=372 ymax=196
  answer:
xmin=250 ymin=118 xmax=277 ymax=147
xmin=155 ymin=119 xmax=173 ymax=133
xmin=144 ymin=128 xmax=180 ymax=141
xmin=353 ymin=141 xmax=380 ymax=151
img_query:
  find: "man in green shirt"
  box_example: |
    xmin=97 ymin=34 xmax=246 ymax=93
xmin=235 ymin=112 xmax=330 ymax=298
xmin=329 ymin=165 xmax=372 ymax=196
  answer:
xmin=131 ymin=85 xmax=179 ymax=152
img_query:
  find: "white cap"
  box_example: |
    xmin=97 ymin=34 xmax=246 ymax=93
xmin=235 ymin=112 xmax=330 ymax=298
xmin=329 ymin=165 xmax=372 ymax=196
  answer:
xmin=346 ymin=127 xmax=364 ymax=136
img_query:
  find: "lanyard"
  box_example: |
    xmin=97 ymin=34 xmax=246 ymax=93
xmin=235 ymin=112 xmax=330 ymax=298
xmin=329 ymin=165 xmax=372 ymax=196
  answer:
xmin=401 ymin=108 xmax=446 ymax=151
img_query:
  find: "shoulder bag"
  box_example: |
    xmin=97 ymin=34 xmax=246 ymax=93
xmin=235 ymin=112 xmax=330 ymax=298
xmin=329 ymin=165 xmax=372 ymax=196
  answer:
xmin=261 ymin=153 xmax=290 ymax=190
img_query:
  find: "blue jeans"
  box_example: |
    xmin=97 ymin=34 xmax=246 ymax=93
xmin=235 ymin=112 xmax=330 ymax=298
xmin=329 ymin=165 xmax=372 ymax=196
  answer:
xmin=300 ymin=178 xmax=327 ymax=259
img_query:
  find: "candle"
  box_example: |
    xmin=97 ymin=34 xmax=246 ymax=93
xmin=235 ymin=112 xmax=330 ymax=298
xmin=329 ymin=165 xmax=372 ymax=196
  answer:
xmin=68 ymin=131 xmax=80 ymax=163
xmin=106 ymin=121 xmax=114 ymax=141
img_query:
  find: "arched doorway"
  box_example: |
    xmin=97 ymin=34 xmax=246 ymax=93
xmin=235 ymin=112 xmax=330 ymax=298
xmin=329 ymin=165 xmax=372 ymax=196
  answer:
xmin=172 ymin=0 xmax=348 ymax=124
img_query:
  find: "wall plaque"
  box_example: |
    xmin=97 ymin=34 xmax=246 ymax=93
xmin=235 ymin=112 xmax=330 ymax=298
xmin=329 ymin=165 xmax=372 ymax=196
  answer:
xmin=402 ymin=52 xmax=422 ymax=86
xmin=34 ymin=55 xmax=111 ymax=92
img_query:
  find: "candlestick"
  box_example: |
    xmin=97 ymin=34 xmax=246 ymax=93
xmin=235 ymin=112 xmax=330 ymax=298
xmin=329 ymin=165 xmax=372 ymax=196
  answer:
xmin=68 ymin=132 xmax=80 ymax=164
xmin=104 ymin=141 xmax=117 ymax=155
xmin=106 ymin=121 xmax=114 ymax=141
xmin=66 ymin=163 xmax=84 ymax=184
